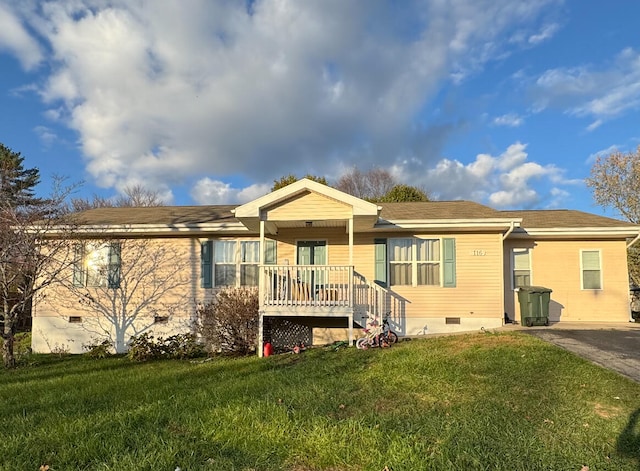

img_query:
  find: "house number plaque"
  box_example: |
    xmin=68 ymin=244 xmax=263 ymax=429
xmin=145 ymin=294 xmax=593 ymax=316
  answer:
xmin=472 ymin=250 xmax=487 ymax=256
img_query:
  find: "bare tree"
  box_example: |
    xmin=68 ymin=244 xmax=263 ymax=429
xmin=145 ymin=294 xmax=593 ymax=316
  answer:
xmin=38 ymin=186 xmax=187 ymax=353
xmin=0 ymin=179 xmax=76 ymax=367
xmin=116 ymin=185 xmax=164 ymax=207
xmin=587 ymin=146 xmax=640 ymax=224
xmin=586 ymin=145 xmax=640 ymax=284
xmin=45 ymin=235 xmax=194 ymax=353
xmin=71 ymin=184 xmax=164 ymax=212
xmin=335 ymin=167 xmax=396 ymax=201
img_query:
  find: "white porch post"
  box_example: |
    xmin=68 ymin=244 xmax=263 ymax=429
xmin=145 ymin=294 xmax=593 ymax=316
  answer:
xmin=348 ymin=217 xmax=354 ymax=345
xmin=348 ymin=218 xmax=354 ymax=266
xmin=258 ymin=220 xmax=265 ymax=357
xmin=258 ymin=314 xmax=264 ymax=358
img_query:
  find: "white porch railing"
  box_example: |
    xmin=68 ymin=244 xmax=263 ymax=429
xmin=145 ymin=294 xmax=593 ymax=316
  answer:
xmin=261 ymin=265 xmax=353 ymax=308
xmin=353 ymin=271 xmax=388 ymax=326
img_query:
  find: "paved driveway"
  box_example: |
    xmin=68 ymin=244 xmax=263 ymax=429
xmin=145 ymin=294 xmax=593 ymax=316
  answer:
xmin=525 ymin=326 xmax=640 ymax=383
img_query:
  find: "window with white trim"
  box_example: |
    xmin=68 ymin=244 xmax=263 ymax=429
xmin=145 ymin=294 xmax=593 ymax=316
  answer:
xmin=73 ymin=241 xmax=121 ymax=288
xmin=213 ymin=240 xmax=259 ymax=287
xmin=201 ymin=239 xmax=276 ymax=289
xmin=581 ymin=250 xmax=602 ymax=290
xmin=389 ymin=238 xmax=440 ymax=286
xmin=240 ymin=241 xmax=260 ymax=286
xmin=512 ymin=248 xmax=531 ymax=288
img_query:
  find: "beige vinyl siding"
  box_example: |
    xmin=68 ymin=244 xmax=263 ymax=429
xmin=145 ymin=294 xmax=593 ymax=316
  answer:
xmin=274 ymin=227 xmax=351 ymax=265
xmin=504 ymin=239 xmax=630 ymax=323
xmin=269 ymin=229 xmax=505 ymax=321
xmin=354 ymin=232 xmax=505 ymax=322
xmin=265 ymin=191 xmax=352 ymax=220
xmin=35 ymin=237 xmax=201 ymax=320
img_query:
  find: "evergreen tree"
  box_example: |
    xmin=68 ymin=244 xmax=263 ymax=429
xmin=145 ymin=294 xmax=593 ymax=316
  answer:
xmin=0 ymin=143 xmax=42 ymax=209
xmin=378 ymin=184 xmax=430 ymax=202
xmin=271 ymin=174 xmax=328 ymax=191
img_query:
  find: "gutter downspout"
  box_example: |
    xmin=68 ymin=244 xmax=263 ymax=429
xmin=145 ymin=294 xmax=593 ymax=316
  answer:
xmin=627 ymin=232 xmax=640 ymax=322
xmin=502 ymin=221 xmax=516 ymax=241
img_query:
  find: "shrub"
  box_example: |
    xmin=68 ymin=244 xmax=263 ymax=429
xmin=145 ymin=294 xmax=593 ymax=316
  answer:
xmin=83 ymin=339 xmax=113 ymax=359
xmin=127 ymin=333 xmax=163 ymax=361
xmin=198 ymin=288 xmax=259 ymax=355
xmin=163 ymin=333 xmax=205 ymax=359
xmin=127 ymin=332 xmax=204 ymax=361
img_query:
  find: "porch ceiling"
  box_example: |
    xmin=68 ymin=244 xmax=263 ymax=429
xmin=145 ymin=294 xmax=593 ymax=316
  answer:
xmin=271 ymin=219 xmax=347 ymax=229
xmin=241 ymin=214 xmax=379 ymax=234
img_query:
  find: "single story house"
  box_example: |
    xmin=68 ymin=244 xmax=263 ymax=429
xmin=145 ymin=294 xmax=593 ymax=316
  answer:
xmin=32 ymin=179 xmax=640 ymax=354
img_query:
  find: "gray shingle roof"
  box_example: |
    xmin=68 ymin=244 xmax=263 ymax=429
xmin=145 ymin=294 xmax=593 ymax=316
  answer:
xmin=378 ymin=201 xmax=506 ymax=220
xmin=69 ymin=202 xmax=636 ymax=230
xmin=71 ymin=205 xmax=236 ymax=226
xmin=500 ymin=209 xmax=635 ymax=228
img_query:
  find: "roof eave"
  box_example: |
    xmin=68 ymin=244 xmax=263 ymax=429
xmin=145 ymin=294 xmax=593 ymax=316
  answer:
xmin=375 ymin=218 xmax=522 ymax=231
xmin=508 ymin=227 xmax=640 ymax=238
xmin=45 ymin=222 xmax=249 ymax=236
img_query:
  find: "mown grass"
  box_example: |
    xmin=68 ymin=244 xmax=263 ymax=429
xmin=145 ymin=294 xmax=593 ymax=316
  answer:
xmin=1 ymin=331 xmax=640 ymax=470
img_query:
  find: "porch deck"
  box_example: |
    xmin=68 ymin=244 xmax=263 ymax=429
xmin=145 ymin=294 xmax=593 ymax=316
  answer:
xmin=260 ymin=265 xmax=389 ymax=322
xmin=258 ymin=265 xmax=394 ymax=356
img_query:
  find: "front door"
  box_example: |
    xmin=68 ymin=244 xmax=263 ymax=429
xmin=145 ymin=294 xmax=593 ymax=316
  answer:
xmin=297 ymin=241 xmax=327 ymax=293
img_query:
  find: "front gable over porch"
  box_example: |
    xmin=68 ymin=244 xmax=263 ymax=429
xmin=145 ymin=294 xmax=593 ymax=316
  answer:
xmin=232 ymin=178 xmax=380 ymax=235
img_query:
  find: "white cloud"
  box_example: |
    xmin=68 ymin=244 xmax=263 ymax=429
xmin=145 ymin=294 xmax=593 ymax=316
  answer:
xmin=5 ymin=1 xmax=560 ymax=199
xmin=548 ymin=187 xmax=569 ymax=208
xmin=587 ymin=145 xmax=618 ymax=163
xmin=0 ymin=3 xmax=43 ymax=70
xmin=528 ymin=23 xmax=560 ymax=44
xmin=190 ymin=178 xmax=270 ymax=205
xmin=532 ymin=48 xmax=640 ymax=129
xmin=33 ymin=125 xmax=57 ymax=147
xmin=392 ymin=142 xmax=574 ymax=209
xmin=585 ymin=119 xmax=603 ymax=132
xmin=492 ymin=113 xmax=524 ymax=127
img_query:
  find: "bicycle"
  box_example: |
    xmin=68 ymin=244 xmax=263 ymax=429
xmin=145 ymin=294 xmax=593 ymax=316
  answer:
xmin=356 ymin=312 xmax=398 ymax=349
xmin=380 ymin=312 xmax=399 ymax=346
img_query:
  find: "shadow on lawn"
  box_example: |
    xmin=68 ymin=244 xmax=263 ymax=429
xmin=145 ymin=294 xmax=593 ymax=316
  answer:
xmin=617 ymin=408 xmax=640 ymax=470
xmin=0 ymin=355 xmax=136 ymax=386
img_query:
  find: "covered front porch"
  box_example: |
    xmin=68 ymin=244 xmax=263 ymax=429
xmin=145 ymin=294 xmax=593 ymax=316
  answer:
xmin=231 ymin=179 xmax=384 ymax=356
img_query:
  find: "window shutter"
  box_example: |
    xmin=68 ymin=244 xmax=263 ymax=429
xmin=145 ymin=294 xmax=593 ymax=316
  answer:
xmin=374 ymin=238 xmax=387 ymax=287
xmin=201 ymin=241 xmax=213 ymax=288
xmin=107 ymin=242 xmax=121 ymax=289
xmin=264 ymin=239 xmax=277 ymax=265
xmin=443 ymin=238 xmax=456 ymax=288
xmin=73 ymin=243 xmax=85 ymax=287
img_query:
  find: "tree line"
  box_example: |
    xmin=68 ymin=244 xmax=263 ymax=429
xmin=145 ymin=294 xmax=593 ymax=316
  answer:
xmin=271 ymin=168 xmax=430 ymax=202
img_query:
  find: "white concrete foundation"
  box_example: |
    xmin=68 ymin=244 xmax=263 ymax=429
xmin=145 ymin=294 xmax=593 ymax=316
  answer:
xmin=31 ymin=316 xmax=195 ymax=354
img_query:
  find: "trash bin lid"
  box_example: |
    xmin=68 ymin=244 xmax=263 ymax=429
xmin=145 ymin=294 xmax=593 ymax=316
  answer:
xmin=520 ymin=285 xmax=553 ymax=293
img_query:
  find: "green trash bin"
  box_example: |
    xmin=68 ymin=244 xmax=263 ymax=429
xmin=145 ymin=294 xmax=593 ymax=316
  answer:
xmin=517 ymin=286 xmax=552 ymax=327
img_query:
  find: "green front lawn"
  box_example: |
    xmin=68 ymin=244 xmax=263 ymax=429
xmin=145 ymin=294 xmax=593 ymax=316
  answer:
xmin=1 ymin=332 xmax=639 ymax=470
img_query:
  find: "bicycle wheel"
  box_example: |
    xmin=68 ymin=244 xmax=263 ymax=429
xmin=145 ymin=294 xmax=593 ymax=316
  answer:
xmin=386 ymin=331 xmax=399 ymax=344
xmin=356 ymin=338 xmax=371 ymax=350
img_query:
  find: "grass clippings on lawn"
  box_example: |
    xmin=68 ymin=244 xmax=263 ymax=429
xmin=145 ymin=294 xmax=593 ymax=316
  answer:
xmin=1 ymin=331 xmax=639 ymax=470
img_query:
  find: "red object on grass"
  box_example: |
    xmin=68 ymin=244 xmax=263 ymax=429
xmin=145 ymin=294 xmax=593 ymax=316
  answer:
xmin=263 ymin=342 xmax=273 ymax=357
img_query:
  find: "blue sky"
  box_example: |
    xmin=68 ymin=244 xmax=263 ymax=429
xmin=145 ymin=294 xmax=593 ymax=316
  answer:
xmin=0 ymin=1 xmax=639 ymax=218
